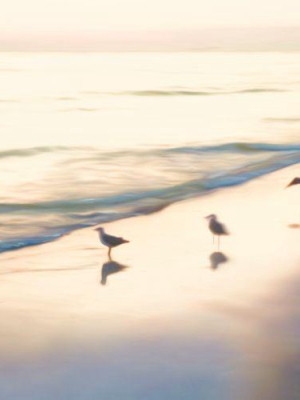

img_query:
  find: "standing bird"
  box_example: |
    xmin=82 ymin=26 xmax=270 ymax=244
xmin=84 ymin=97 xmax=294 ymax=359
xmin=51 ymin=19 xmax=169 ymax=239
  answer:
xmin=95 ymin=227 xmax=129 ymax=257
xmin=205 ymin=214 xmax=229 ymax=249
xmin=286 ymin=177 xmax=300 ymax=188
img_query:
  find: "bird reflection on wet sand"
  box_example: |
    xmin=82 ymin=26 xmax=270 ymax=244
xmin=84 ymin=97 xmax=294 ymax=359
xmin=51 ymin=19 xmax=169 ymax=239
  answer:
xmin=209 ymin=252 xmax=229 ymax=270
xmin=101 ymin=259 xmax=129 ymax=285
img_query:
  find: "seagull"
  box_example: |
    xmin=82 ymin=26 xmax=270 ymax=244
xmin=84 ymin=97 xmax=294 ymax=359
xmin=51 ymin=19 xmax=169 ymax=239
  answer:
xmin=286 ymin=177 xmax=300 ymax=188
xmin=205 ymin=214 xmax=229 ymax=249
xmin=95 ymin=227 xmax=129 ymax=257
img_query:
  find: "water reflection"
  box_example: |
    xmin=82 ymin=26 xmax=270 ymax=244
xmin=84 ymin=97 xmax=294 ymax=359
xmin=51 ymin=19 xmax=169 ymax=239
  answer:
xmin=101 ymin=259 xmax=129 ymax=285
xmin=209 ymin=252 xmax=228 ymax=270
xmin=0 ymin=265 xmax=96 ymax=276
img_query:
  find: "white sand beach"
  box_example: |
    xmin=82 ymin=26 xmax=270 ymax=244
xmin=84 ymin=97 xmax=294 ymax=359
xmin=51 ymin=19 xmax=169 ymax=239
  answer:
xmin=0 ymin=165 xmax=300 ymax=399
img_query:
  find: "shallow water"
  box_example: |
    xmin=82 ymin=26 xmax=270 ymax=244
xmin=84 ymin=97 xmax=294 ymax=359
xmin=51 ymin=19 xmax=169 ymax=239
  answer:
xmin=0 ymin=52 xmax=300 ymax=253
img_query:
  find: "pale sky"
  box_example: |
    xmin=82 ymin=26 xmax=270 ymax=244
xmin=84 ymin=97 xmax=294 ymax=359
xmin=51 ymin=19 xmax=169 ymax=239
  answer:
xmin=2 ymin=0 xmax=300 ymax=33
xmin=1 ymin=0 xmax=300 ymax=50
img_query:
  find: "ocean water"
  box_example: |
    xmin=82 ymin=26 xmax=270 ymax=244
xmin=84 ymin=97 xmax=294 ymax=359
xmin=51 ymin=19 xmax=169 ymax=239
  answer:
xmin=0 ymin=52 xmax=300 ymax=253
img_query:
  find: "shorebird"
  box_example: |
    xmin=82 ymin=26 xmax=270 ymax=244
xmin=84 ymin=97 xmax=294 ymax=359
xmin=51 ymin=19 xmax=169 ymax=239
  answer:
xmin=286 ymin=177 xmax=300 ymax=188
xmin=95 ymin=227 xmax=129 ymax=257
xmin=205 ymin=214 xmax=229 ymax=249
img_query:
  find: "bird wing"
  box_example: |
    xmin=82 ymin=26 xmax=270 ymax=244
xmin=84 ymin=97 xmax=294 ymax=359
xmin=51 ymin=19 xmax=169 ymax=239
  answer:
xmin=287 ymin=177 xmax=300 ymax=187
xmin=221 ymin=222 xmax=229 ymax=235
xmin=215 ymin=221 xmax=229 ymax=235
xmin=105 ymin=233 xmax=128 ymax=246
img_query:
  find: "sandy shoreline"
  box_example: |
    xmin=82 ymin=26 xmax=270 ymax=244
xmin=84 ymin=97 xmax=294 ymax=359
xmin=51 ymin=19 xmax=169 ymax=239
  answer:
xmin=1 ymin=165 xmax=300 ymax=399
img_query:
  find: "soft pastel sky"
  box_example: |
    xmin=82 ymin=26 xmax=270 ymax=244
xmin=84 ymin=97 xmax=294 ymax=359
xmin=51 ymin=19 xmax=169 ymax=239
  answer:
xmin=1 ymin=0 xmax=300 ymax=50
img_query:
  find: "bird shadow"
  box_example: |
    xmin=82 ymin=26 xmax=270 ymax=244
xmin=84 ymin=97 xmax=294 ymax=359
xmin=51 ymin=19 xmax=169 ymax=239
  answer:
xmin=209 ymin=252 xmax=229 ymax=270
xmin=100 ymin=257 xmax=129 ymax=286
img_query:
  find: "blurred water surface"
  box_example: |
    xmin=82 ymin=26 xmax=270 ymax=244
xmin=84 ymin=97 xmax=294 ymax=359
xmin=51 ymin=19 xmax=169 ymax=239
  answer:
xmin=0 ymin=52 xmax=299 ymax=252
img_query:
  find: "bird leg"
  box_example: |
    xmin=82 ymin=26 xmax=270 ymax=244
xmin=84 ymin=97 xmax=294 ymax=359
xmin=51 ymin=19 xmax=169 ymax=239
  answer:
xmin=108 ymin=247 xmax=112 ymax=259
xmin=218 ymin=236 xmax=220 ymax=250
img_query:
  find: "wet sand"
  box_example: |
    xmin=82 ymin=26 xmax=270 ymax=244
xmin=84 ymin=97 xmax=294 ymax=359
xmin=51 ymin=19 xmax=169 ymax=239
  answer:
xmin=1 ymin=166 xmax=300 ymax=399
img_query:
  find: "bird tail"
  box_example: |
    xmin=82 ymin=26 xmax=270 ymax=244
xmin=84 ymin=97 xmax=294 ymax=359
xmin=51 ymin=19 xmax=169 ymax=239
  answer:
xmin=286 ymin=178 xmax=300 ymax=188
